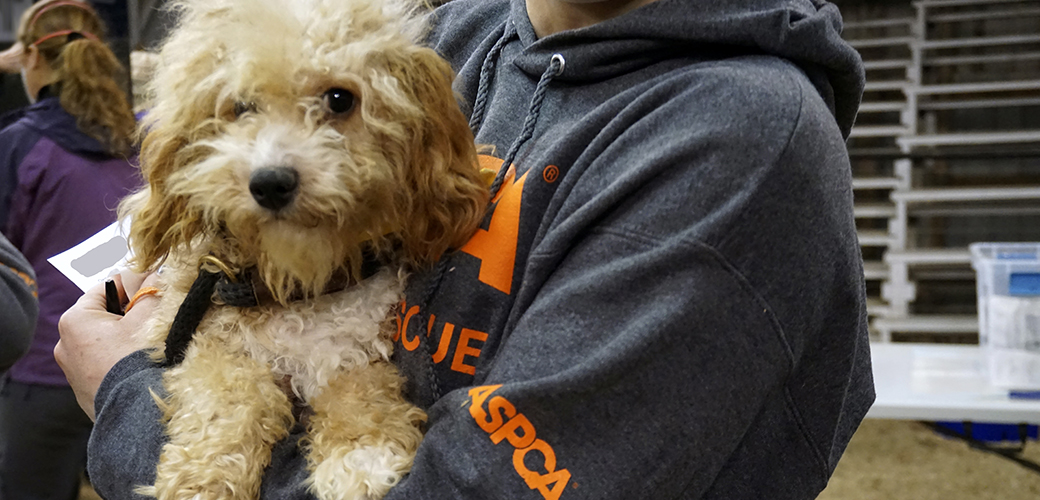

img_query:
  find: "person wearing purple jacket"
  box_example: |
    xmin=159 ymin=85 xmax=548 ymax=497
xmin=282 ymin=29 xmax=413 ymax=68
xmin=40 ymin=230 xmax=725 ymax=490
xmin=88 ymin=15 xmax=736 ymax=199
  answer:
xmin=0 ymin=1 xmax=139 ymax=499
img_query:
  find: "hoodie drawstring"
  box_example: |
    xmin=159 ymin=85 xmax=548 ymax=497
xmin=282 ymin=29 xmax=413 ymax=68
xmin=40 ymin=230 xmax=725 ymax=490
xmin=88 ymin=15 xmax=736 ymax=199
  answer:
xmin=488 ymin=53 xmax=565 ymax=198
xmin=416 ymin=32 xmax=566 ymax=404
xmin=467 ymin=20 xmax=566 ymax=199
xmin=469 ymin=21 xmax=515 ymax=133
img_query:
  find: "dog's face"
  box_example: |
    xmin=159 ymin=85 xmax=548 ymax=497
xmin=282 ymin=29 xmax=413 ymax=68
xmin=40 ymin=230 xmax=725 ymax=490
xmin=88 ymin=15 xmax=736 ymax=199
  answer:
xmin=124 ymin=0 xmax=488 ymax=300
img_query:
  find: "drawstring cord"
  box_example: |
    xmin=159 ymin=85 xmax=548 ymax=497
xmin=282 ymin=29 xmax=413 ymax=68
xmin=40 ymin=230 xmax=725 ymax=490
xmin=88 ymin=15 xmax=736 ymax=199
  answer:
xmin=488 ymin=53 xmax=565 ymax=198
xmin=466 ymin=19 xmax=567 ymax=199
xmin=414 ymin=22 xmax=520 ymax=403
xmin=417 ymin=38 xmax=566 ymax=401
xmin=469 ymin=21 xmax=516 ymax=133
xmin=417 ymin=257 xmax=450 ymax=401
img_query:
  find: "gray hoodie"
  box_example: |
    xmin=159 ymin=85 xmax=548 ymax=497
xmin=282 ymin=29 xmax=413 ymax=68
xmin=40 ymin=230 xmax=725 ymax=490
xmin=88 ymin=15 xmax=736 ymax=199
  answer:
xmin=87 ymin=0 xmax=873 ymax=498
xmin=0 ymin=232 xmax=37 ymax=374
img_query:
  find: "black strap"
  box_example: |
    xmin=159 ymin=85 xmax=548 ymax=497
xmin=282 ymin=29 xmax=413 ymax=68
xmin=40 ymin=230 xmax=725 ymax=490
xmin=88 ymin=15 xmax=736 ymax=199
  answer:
xmin=163 ymin=247 xmax=386 ymax=366
xmin=163 ymin=269 xmax=221 ymax=367
xmin=213 ymin=248 xmax=385 ymax=308
xmin=215 ymin=270 xmax=259 ymax=307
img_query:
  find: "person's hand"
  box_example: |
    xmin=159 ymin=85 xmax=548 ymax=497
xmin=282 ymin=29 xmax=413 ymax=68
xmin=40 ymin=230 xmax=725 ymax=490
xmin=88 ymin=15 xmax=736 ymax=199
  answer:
xmin=0 ymin=42 xmax=24 ymax=74
xmin=55 ymin=271 xmax=161 ymax=421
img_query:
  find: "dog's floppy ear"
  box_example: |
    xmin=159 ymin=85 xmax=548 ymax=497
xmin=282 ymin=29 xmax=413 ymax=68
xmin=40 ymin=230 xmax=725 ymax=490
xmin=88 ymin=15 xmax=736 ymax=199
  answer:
xmin=120 ymin=0 xmax=227 ymax=272
xmin=389 ymin=47 xmax=489 ymax=267
xmin=120 ymin=127 xmax=203 ymax=272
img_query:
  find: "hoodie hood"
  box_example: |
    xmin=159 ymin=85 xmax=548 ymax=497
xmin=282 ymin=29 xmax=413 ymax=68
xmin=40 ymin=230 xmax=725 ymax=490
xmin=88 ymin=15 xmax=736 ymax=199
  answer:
xmin=507 ymin=0 xmax=864 ymax=137
xmin=22 ymin=96 xmax=110 ymax=156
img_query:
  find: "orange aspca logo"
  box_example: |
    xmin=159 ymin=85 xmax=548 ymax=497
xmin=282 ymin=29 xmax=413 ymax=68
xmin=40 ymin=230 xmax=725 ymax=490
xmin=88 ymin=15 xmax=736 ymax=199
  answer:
xmin=461 ymin=155 xmax=528 ymax=295
xmin=468 ymin=385 xmax=572 ymax=500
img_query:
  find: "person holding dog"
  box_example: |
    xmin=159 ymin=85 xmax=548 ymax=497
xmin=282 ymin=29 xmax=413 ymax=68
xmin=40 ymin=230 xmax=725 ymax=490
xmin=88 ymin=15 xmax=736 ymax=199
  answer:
xmin=57 ymin=0 xmax=874 ymax=498
xmin=0 ymin=1 xmax=140 ymax=499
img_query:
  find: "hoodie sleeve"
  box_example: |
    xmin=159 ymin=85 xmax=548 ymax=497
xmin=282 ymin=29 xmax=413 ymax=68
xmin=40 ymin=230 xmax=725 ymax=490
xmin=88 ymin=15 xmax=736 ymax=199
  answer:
xmin=0 ymin=232 xmax=37 ymax=373
xmin=85 ymin=351 xmax=166 ymax=498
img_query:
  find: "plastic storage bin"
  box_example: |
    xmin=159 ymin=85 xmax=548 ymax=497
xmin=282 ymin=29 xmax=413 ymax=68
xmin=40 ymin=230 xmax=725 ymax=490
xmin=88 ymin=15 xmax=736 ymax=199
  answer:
xmin=969 ymin=242 xmax=1040 ymax=389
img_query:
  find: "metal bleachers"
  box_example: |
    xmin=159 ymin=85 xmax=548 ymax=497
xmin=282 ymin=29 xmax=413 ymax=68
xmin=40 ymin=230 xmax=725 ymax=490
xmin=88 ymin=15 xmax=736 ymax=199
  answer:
xmin=838 ymin=0 xmax=1040 ymax=342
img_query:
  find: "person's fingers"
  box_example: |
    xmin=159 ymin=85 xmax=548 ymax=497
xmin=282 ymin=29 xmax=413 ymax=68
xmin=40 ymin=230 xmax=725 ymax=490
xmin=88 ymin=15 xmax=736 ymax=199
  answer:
xmin=122 ymin=288 xmax=160 ymax=328
xmin=111 ymin=273 xmax=127 ymax=303
xmin=118 ymin=269 xmax=150 ymax=297
xmin=55 ymin=269 xmax=167 ymax=422
xmin=121 ymin=272 xmax=162 ymax=324
xmin=56 ymin=285 xmax=114 ymax=366
xmin=140 ymin=272 xmax=162 ymax=289
xmin=53 ymin=338 xmax=78 ymax=379
xmin=56 ymin=286 xmax=152 ymax=421
xmin=71 ymin=280 xmax=114 ymax=314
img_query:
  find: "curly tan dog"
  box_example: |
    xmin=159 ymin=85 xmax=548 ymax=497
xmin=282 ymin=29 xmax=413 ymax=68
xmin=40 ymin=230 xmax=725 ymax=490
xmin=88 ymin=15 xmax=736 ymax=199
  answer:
xmin=120 ymin=0 xmax=488 ymax=498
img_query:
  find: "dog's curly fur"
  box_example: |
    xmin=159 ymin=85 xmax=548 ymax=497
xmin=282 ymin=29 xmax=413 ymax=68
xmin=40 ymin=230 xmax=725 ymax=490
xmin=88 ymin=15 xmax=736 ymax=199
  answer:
xmin=120 ymin=0 xmax=489 ymax=498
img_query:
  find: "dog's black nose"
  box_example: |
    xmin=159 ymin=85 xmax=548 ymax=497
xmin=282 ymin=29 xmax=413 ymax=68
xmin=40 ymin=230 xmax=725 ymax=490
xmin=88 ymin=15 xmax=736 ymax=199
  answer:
xmin=249 ymin=167 xmax=299 ymax=211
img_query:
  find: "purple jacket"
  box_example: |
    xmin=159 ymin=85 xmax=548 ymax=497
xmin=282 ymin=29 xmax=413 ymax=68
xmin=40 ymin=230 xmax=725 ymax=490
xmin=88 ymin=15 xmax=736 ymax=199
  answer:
xmin=0 ymin=95 xmax=140 ymax=387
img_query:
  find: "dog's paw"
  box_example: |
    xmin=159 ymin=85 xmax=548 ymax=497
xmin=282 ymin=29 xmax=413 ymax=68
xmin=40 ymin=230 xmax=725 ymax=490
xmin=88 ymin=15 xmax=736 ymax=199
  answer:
xmin=151 ymin=448 xmax=264 ymax=500
xmin=308 ymin=445 xmax=411 ymax=500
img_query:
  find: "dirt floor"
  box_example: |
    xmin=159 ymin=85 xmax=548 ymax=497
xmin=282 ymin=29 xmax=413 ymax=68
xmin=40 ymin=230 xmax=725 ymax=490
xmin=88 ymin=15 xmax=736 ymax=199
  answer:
xmin=819 ymin=419 xmax=1040 ymax=500
xmin=81 ymin=419 xmax=1040 ymax=499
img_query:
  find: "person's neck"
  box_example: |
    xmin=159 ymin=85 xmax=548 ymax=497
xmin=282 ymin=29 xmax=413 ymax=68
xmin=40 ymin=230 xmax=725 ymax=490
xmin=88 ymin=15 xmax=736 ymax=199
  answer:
xmin=526 ymin=0 xmax=659 ymax=38
xmin=37 ymin=83 xmax=59 ymax=101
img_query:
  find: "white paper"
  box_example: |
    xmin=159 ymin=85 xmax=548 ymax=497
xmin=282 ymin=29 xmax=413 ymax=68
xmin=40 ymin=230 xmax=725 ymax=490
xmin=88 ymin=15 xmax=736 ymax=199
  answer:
xmin=47 ymin=219 xmax=133 ymax=292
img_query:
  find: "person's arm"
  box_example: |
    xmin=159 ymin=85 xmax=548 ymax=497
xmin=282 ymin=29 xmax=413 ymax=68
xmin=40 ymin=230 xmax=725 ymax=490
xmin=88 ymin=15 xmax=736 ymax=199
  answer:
xmin=56 ymin=273 xmax=164 ymax=499
xmin=83 ymin=351 xmax=166 ymax=496
xmin=0 ymin=232 xmax=37 ymax=373
xmin=86 ymin=237 xmax=806 ymax=500
xmin=0 ymin=116 xmax=35 ymax=374
xmin=260 ymin=246 xmax=806 ymax=499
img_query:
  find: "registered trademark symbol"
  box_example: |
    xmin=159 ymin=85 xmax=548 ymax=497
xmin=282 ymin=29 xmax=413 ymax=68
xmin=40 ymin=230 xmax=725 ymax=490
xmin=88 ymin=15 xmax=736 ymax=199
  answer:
xmin=543 ymin=165 xmax=559 ymax=183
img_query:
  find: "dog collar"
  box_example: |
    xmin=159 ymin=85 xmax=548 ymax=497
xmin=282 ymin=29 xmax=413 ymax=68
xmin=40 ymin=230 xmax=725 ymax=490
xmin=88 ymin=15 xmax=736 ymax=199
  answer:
xmin=214 ymin=258 xmax=382 ymax=308
xmin=162 ymin=250 xmax=384 ymax=367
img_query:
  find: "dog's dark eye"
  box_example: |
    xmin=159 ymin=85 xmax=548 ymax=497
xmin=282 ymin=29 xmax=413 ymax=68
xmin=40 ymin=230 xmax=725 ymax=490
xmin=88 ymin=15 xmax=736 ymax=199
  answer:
xmin=323 ymin=88 xmax=356 ymax=115
xmin=233 ymin=101 xmax=257 ymax=118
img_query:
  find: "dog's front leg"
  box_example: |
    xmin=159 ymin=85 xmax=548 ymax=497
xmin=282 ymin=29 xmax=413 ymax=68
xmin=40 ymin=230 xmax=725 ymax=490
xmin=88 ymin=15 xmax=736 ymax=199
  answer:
xmin=304 ymin=362 xmax=426 ymax=500
xmin=145 ymin=334 xmax=294 ymax=500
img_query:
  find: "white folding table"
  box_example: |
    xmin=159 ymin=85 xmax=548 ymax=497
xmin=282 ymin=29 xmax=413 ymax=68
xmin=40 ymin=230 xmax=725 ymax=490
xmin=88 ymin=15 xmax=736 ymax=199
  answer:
xmin=868 ymin=342 xmax=1040 ymax=424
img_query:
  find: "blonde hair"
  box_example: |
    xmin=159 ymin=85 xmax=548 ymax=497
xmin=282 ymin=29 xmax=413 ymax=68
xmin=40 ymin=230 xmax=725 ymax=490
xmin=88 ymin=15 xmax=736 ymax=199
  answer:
xmin=18 ymin=0 xmax=136 ymax=155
